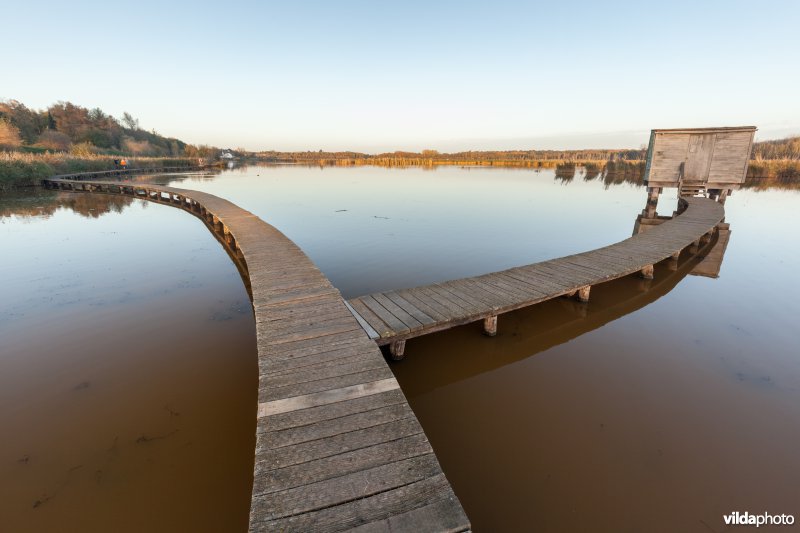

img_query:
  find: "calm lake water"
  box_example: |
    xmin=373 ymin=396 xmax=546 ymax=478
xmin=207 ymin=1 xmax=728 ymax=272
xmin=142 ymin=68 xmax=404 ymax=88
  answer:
xmin=1 ymin=164 xmax=798 ymax=532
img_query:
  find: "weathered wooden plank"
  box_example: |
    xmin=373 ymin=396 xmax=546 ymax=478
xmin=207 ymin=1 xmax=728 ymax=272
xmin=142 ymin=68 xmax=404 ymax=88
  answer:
xmin=395 ymin=290 xmax=449 ymax=322
xmin=258 ymin=378 xmax=401 ymax=417
xmin=262 ymin=401 xmax=414 ymax=447
xmin=503 ymin=268 xmax=570 ymax=294
xmin=262 ymin=300 xmax=351 ymax=323
xmin=265 ymin=350 xmax=380 ymax=381
xmin=265 ymin=345 xmax=378 ymax=376
xmin=261 ymin=312 xmax=360 ymax=335
xmin=254 ymin=433 xmax=433 ymax=495
xmin=349 ymin=496 xmax=471 ymax=533
xmin=344 ymin=300 xmax=380 ymax=339
xmin=261 ymin=389 xmax=408 ymax=433
xmin=256 ymin=417 xmax=423 ymax=471
xmin=492 ymin=272 xmax=552 ymax=299
xmin=251 ymin=474 xmax=460 ymax=532
xmin=451 ymin=278 xmax=509 ymax=308
xmin=348 ymin=298 xmax=395 ymax=338
xmin=252 ymin=454 xmax=443 ymax=519
xmin=260 ymin=330 xmax=369 ymax=359
xmin=438 ymin=280 xmax=497 ymax=311
xmin=431 ymin=284 xmax=484 ymax=314
xmin=265 ymin=321 xmax=363 ymax=345
xmin=402 ymin=287 xmax=460 ymax=320
xmin=383 ymin=292 xmax=437 ymax=326
xmin=360 ymin=295 xmax=412 ymax=336
xmin=371 ymin=292 xmax=425 ymax=331
xmin=264 ymin=367 xmax=393 ymax=402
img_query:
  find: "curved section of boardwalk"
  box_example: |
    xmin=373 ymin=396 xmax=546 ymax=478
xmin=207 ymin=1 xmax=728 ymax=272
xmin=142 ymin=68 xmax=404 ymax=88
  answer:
xmin=347 ymin=197 xmax=725 ymax=356
xmin=42 ymin=177 xmax=470 ymax=532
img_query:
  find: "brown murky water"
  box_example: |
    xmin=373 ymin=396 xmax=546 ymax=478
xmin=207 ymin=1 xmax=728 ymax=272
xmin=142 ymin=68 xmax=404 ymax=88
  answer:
xmin=0 ymin=191 xmax=256 ymax=532
xmin=2 ymin=166 xmax=799 ymax=532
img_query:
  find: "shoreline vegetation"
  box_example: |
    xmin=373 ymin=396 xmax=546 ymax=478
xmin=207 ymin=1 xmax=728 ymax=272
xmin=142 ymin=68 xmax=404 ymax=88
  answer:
xmin=0 ymin=99 xmax=219 ymax=190
xmin=251 ymin=136 xmax=799 ymax=184
xmin=3 ymin=146 xmax=799 ymax=192
xmin=0 ymin=152 xmax=198 ymax=190
xmin=2 ymin=98 xmax=798 ymax=190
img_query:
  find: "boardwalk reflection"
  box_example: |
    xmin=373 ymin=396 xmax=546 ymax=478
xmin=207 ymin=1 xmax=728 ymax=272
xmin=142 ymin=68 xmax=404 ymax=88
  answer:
xmin=393 ymin=232 xmax=725 ymax=397
xmin=631 ymin=193 xmax=733 ymax=278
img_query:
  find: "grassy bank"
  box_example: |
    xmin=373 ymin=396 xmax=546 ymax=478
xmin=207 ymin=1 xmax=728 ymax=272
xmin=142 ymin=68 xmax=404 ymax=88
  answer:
xmin=746 ymin=159 xmax=800 ymax=180
xmin=0 ymin=152 xmax=196 ymax=190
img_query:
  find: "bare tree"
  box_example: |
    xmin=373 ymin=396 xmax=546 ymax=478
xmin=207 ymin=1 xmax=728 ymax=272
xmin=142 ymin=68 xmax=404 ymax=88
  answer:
xmin=121 ymin=112 xmax=140 ymax=130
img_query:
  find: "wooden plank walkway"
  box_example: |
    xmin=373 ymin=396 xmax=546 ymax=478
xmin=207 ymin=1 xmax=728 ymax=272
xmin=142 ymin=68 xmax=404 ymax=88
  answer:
xmin=41 ymin=176 xmax=471 ymax=533
xmin=51 ymin=165 xmax=201 ymax=180
xmin=347 ymin=196 xmax=725 ymax=359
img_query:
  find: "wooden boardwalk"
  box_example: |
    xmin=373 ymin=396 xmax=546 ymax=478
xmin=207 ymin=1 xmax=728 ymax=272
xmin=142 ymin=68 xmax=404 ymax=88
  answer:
xmin=42 ymin=170 xmax=726 ymax=531
xmin=347 ymin=196 xmax=725 ymax=359
xmin=42 ymin=176 xmax=471 ymax=532
xmin=52 ymin=165 xmax=200 ymax=180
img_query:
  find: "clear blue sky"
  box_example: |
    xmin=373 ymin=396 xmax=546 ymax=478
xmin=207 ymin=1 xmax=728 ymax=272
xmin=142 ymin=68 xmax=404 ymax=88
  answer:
xmin=3 ymin=1 xmax=799 ymax=152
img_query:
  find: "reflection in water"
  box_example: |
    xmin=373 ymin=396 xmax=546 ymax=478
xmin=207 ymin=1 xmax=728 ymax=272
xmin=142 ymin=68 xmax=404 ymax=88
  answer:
xmin=387 ymin=184 xmax=800 ymax=532
xmin=690 ymin=224 xmax=731 ymax=278
xmin=394 ymin=236 xmax=722 ymax=398
xmin=554 ymin=163 xmax=576 ymax=183
xmin=0 ymin=190 xmax=256 ymax=533
xmin=2 ymin=164 xmax=799 ymax=532
xmin=151 ymin=164 xmax=799 ymax=530
xmin=0 ymin=189 xmax=134 ymax=219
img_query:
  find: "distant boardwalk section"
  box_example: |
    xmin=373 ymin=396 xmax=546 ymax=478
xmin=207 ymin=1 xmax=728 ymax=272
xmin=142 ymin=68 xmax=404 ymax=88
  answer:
xmin=348 ymin=196 xmax=725 ymax=358
xmin=42 ymin=174 xmax=471 ymax=532
xmin=347 ymin=126 xmax=750 ymax=358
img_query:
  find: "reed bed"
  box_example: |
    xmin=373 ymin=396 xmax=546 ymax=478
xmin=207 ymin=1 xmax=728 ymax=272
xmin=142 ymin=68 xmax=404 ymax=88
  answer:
xmin=0 ymin=151 xmax=194 ymax=189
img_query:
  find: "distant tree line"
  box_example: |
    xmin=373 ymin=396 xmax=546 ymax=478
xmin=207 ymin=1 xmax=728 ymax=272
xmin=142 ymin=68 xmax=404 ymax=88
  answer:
xmin=0 ymin=99 xmax=219 ymax=158
xmin=254 ymin=139 xmax=800 ymax=165
xmin=253 ymin=147 xmax=647 ymax=163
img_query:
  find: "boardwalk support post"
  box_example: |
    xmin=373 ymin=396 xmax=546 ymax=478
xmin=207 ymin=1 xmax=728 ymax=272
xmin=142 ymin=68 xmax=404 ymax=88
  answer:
xmin=483 ymin=315 xmax=498 ymax=337
xmin=644 ymin=187 xmax=661 ymax=218
xmin=577 ymin=286 xmax=591 ymax=303
xmin=390 ymin=340 xmax=406 ymax=361
xmin=668 ymin=252 xmax=680 ymax=271
xmin=640 ymin=264 xmax=654 ymax=279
